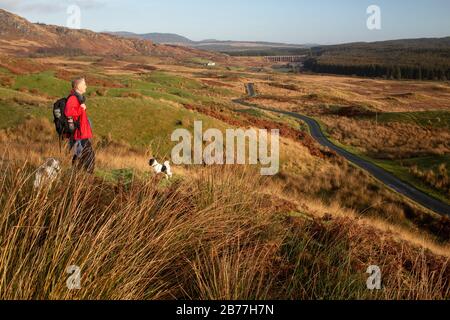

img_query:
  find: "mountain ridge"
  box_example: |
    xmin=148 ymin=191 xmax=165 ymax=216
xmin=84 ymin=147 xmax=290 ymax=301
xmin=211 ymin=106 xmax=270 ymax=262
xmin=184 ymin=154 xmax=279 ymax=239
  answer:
xmin=106 ymin=31 xmax=311 ymax=52
xmin=109 ymin=32 xmax=194 ymax=44
xmin=0 ymin=9 xmax=223 ymax=60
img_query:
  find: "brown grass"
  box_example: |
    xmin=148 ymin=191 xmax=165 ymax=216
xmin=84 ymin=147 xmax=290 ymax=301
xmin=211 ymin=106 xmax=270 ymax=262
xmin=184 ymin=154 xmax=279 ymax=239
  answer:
xmin=410 ymin=164 xmax=450 ymax=196
xmin=1 ymin=56 xmax=450 ymax=300
xmin=0 ymin=75 xmax=14 ymax=87
xmin=0 ymin=55 xmax=47 ymax=74
xmin=278 ymin=139 xmax=450 ymax=243
xmin=321 ymin=116 xmax=450 ymax=159
xmin=0 ymin=122 xmax=449 ymax=299
xmin=0 ymin=156 xmax=449 ymax=300
xmin=251 ymin=72 xmax=450 ymax=112
xmin=0 ymin=118 xmax=154 ymax=175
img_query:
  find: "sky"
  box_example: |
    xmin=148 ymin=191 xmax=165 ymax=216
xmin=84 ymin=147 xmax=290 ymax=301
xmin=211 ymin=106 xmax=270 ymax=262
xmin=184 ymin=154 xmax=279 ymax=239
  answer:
xmin=1 ymin=0 xmax=449 ymax=44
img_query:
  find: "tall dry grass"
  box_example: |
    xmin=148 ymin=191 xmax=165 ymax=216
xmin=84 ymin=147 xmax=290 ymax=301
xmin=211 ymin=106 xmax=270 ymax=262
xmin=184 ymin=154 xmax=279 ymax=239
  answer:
xmin=278 ymin=155 xmax=450 ymax=243
xmin=321 ymin=116 xmax=450 ymax=159
xmin=410 ymin=164 xmax=450 ymax=197
xmin=0 ymin=161 xmax=278 ymax=299
xmin=0 ymin=117 xmax=150 ymax=173
xmin=0 ymin=157 xmax=449 ymax=300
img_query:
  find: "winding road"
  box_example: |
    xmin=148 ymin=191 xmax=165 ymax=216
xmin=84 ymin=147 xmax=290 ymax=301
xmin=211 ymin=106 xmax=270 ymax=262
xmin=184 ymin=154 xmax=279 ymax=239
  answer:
xmin=234 ymin=88 xmax=450 ymax=216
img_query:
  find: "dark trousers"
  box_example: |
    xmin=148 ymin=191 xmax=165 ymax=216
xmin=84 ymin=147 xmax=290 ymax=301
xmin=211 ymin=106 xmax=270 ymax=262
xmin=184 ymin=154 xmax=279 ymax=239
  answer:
xmin=70 ymin=139 xmax=96 ymax=174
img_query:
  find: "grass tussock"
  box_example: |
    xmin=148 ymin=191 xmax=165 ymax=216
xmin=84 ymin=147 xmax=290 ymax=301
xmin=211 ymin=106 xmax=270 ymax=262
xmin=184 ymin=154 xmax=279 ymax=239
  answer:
xmin=279 ymin=157 xmax=450 ymax=243
xmin=0 ymin=160 xmax=449 ymax=300
xmin=0 ymin=55 xmax=449 ymax=300
xmin=322 ymin=116 xmax=450 ymax=160
xmin=410 ymin=164 xmax=450 ymax=197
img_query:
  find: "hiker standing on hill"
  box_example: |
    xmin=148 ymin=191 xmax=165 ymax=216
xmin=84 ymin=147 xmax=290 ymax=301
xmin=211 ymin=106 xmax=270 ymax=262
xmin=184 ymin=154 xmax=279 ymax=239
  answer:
xmin=65 ymin=77 xmax=95 ymax=173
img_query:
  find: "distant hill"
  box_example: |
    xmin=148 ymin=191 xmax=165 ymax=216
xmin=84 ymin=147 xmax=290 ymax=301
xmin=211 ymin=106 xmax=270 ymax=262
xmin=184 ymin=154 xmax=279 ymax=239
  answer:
xmin=304 ymin=37 xmax=450 ymax=80
xmin=311 ymin=37 xmax=450 ymax=57
xmin=107 ymin=31 xmax=310 ymax=53
xmin=0 ymin=9 xmax=223 ymax=60
xmin=194 ymin=40 xmax=311 ymax=53
xmin=109 ymin=32 xmax=194 ymax=44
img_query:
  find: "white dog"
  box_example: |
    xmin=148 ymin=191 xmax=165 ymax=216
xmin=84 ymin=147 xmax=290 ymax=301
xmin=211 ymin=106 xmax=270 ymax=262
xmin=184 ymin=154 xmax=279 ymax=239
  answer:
xmin=33 ymin=158 xmax=61 ymax=189
xmin=149 ymin=158 xmax=172 ymax=179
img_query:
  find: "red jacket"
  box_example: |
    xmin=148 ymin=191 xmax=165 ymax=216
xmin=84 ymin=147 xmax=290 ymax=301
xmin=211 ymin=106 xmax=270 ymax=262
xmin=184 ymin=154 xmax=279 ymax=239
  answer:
xmin=65 ymin=92 xmax=93 ymax=140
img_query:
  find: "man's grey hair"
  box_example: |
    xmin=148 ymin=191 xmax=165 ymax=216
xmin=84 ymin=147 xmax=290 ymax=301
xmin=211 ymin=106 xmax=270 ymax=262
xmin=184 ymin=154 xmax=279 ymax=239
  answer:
xmin=72 ymin=77 xmax=86 ymax=89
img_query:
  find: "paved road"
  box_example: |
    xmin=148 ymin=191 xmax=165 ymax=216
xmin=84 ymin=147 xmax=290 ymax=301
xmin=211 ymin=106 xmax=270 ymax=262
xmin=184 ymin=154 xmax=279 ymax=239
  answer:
xmin=245 ymin=83 xmax=256 ymax=97
xmin=235 ymin=93 xmax=450 ymax=216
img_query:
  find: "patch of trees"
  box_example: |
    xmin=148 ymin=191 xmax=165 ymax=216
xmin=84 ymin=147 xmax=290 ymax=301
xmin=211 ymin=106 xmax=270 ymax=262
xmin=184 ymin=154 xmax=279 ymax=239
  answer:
xmin=304 ymin=58 xmax=450 ymax=81
xmin=302 ymin=39 xmax=450 ymax=80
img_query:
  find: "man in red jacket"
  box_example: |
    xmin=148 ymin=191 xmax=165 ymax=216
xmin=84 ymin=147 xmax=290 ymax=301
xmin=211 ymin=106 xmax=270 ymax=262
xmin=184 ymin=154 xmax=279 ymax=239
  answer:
xmin=65 ymin=77 xmax=95 ymax=173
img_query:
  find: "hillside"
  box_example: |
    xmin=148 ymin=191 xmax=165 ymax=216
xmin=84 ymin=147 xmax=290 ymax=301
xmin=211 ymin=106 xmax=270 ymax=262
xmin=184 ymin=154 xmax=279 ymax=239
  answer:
xmin=195 ymin=40 xmax=309 ymax=53
xmin=107 ymin=31 xmax=309 ymax=53
xmin=0 ymin=9 xmax=223 ymax=60
xmin=109 ymin=32 xmax=194 ymax=44
xmin=0 ymin=9 xmax=450 ymax=301
xmin=304 ymin=37 xmax=450 ymax=80
xmin=0 ymin=49 xmax=449 ymax=299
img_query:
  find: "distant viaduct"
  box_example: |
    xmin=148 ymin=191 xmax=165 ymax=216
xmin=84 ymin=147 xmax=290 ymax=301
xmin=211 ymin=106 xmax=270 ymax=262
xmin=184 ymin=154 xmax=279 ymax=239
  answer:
xmin=265 ymin=55 xmax=306 ymax=63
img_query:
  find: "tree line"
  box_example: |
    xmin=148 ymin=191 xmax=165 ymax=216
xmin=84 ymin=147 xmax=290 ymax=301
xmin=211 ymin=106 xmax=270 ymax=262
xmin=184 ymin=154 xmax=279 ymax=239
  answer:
xmin=303 ymin=58 xmax=450 ymax=80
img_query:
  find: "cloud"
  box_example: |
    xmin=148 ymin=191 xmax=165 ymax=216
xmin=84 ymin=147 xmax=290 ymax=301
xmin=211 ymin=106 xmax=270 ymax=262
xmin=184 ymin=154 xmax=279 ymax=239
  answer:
xmin=0 ymin=0 xmax=107 ymax=14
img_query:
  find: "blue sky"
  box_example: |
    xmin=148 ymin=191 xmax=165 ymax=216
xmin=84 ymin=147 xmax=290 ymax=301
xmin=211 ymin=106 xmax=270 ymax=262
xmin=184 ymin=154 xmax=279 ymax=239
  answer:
xmin=1 ymin=0 xmax=449 ymax=44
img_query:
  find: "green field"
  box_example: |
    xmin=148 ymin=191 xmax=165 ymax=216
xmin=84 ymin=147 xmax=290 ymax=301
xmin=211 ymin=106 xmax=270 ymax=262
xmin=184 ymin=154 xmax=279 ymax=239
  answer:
xmin=401 ymin=155 xmax=450 ymax=171
xmin=0 ymin=90 xmax=51 ymax=129
xmin=375 ymin=111 xmax=450 ymax=129
xmin=12 ymin=71 xmax=69 ymax=97
xmin=0 ymin=68 xmax=236 ymax=155
xmin=88 ymin=97 xmax=227 ymax=153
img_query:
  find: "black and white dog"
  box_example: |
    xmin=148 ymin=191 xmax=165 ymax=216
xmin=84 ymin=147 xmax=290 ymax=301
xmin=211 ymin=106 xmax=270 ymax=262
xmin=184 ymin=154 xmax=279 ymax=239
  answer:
xmin=149 ymin=158 xmax=173 ymax=179
xmin=33 ymin=158 xmax=61 ymax=189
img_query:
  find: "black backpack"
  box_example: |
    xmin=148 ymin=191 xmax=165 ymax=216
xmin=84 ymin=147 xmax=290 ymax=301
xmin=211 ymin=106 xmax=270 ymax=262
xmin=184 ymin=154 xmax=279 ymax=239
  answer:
xmin=53 ymin=95 xmax=78 ymax=139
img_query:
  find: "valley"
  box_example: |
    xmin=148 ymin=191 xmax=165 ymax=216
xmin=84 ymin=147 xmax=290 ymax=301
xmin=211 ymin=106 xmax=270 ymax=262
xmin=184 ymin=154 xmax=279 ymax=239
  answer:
xmin=0 ymin=8 xmax=449 ymax=300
